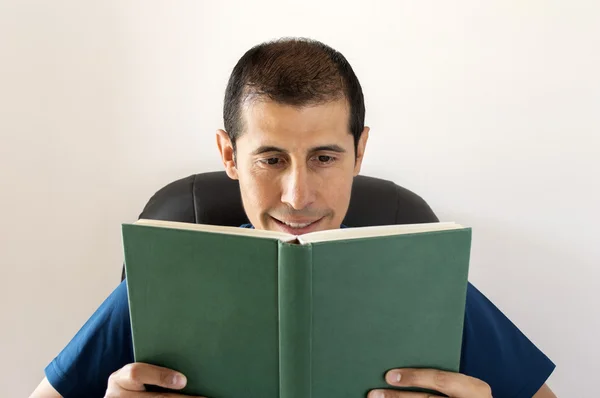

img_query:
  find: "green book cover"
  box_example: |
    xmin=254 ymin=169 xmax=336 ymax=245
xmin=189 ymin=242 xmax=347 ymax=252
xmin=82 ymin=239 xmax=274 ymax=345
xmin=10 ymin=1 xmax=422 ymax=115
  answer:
xmin=122 ymin=220 xmax=472 ymax=398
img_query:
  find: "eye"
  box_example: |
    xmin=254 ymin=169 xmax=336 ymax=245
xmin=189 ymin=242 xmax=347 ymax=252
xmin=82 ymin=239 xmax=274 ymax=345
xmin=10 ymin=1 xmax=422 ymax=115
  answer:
xmin=314 ymin=155 xmax=336 ymax=165
xmin=258 ymin=157 xmax=286 ymax=167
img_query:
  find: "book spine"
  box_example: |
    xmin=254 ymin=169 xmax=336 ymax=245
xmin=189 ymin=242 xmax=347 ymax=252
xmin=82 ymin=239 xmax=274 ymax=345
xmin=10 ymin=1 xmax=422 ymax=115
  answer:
xmin=278 ymin=242 xmax=312 ymax=398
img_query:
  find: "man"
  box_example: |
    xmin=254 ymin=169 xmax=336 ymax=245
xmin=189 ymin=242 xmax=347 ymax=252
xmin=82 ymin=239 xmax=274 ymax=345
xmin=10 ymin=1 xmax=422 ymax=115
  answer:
xmin=31 ymin=38 xmax=557 ymax=398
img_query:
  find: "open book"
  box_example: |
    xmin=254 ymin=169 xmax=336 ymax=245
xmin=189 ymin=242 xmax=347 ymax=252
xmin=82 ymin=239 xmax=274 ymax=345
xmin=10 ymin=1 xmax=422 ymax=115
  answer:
xmin=122 ymin=219 xmax=472 ymax=397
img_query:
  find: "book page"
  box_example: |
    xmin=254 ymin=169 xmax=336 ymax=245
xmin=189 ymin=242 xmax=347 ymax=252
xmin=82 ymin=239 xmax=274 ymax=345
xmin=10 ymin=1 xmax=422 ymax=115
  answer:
xmin=133 ymin=219 xmax=296 ymax=241
xmin=297 ymin=222 xmax=465 ymax=244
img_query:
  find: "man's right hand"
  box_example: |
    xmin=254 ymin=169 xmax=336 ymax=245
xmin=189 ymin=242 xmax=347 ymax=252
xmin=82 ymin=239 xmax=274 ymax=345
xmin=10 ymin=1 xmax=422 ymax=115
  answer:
xmin=105 ymin=362 xmax=206 ymax=397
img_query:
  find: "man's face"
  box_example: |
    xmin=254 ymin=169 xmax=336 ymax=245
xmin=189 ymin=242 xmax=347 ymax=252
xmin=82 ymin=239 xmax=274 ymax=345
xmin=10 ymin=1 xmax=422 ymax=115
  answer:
xmin=217 ymin=98 xmax=369 ymax=234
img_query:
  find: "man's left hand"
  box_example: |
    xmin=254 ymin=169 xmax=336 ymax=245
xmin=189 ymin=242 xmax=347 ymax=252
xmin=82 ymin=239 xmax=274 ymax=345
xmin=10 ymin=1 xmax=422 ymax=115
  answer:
xmin=368 ymin=368 xmax=493 ymax=398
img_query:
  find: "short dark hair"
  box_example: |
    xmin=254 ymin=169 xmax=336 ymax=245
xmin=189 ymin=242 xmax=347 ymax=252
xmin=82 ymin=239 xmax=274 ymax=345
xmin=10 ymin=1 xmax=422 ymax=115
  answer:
xmin=223 ymin=37 xmax=365 ymax=154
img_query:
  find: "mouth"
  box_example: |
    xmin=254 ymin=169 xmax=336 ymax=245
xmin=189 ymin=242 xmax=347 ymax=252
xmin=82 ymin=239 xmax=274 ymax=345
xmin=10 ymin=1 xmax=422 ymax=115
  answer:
xmin=270 ymin=216 xmax=324 ymax=235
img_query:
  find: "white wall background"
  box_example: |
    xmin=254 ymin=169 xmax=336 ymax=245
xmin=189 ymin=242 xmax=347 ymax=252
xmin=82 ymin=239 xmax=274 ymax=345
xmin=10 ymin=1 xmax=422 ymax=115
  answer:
xmin=1 ymin=1 xmax=598 ymax=397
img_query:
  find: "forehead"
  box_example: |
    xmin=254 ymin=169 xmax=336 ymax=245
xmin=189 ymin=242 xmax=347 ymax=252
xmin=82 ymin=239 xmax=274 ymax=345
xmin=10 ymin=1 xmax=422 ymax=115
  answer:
xmin=238 ymin=98 xmax=351 ymax=148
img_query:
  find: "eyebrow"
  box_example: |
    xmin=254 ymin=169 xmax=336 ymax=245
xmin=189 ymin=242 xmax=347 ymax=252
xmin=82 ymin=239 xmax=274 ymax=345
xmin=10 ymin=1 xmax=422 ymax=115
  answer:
xmin=252 ymin=145 xmax=347 ymax=155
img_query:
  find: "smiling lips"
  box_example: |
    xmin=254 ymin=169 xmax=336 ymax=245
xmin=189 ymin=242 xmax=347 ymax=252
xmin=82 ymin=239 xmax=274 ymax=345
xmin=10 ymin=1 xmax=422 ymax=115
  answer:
xmin=271 ymin=216 xmax=324 ymax=233
xmin=280 ymin=220 xmax=314 ymax=228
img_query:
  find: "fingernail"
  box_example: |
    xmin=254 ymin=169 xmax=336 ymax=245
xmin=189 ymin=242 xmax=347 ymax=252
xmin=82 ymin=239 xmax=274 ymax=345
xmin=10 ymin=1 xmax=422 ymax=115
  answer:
xmin=370 ymin=390 xmax=385 ymax=398
xmin=386 ymin=370 xmax=402 ymax=383
xmin=172 ymin=373 xmax=187 ymax=387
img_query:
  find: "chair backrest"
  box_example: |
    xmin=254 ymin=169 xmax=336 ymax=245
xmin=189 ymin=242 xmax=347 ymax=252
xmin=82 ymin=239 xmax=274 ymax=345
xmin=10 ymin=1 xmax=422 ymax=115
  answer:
xmin=138 ymin=171 xmax=438 ymax=226
xmin=121 ymin=171 xmax=439 ymax=280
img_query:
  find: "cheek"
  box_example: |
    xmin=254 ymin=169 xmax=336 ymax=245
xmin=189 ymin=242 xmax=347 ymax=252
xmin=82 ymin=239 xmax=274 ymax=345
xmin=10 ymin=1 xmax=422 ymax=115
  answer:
xmin=239 ymin=169 xmax=279 ymax=211
xmin=320 ymin=172 xmax=353 ymax=212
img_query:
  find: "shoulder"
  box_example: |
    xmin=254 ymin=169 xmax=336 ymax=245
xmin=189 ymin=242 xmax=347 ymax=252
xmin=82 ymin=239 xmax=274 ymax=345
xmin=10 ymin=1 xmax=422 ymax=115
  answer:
xmin=460 ymin=283 xmax=555 ymax=398
xmin=45 ymin=281 xmax=134 ymax=398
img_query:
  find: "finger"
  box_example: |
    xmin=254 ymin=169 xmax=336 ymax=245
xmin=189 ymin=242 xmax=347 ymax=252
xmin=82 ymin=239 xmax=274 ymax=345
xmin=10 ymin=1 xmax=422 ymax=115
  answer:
xmin=111 ymin=362 xmax=188 ymax=391
xmin=368 ymin=389 xmax=443 ymax=398
xmin=383 ymin=368 xmax=492 ymax=398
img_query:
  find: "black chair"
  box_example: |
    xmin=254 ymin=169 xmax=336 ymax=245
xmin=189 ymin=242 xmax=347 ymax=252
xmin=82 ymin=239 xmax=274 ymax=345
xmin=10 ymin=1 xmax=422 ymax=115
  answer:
xmin=122 ymin=171 xmax=439 ymax=281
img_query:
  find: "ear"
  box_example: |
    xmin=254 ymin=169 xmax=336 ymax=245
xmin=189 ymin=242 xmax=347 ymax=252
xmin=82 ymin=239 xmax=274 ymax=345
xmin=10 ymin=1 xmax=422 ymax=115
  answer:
xmin=353 ymin=126 xmax=370 ymax=176
xmin=216 ymin=129 xmax=239 ymax=180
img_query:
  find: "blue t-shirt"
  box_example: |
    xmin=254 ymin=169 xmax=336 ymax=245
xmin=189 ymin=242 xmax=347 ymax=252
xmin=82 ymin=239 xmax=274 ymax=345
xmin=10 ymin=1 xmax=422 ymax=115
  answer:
xmin=46 ymin=226 xmax=555 ymax=397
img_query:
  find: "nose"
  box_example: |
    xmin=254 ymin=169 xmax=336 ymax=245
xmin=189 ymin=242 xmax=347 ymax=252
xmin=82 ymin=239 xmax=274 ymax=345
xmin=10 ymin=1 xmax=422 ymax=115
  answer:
xmin=280 ymin=164 xmax=316 ymax=210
